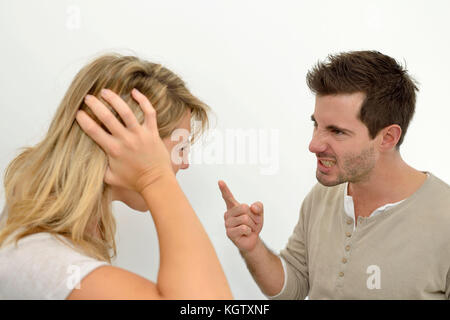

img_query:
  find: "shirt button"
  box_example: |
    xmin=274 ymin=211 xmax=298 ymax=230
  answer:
xmin=339 ymin=272 xmax=344 ymax=277
xmin=346 ymin=219 xmax=353 ymax=225
xmin=345 ymin=245 xmax=351 ymax=251
xmin=342 ymin=258 xmax=347 ymax=263
xmin=345 ymin=231 xmax=352 ymax=237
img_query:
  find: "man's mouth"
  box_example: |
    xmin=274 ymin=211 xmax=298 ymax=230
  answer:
xmin=318 ymin=159 xmax=337 ymax=168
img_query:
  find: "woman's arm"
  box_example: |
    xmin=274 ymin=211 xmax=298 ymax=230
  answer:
xmin=68 ymin=88 xmax=232 ymax=299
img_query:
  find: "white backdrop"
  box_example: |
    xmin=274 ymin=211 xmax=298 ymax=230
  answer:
xmin=1 ymin=0 xmax=449 ymax=299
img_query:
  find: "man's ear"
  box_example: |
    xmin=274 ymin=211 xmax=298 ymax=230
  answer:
xmin=378 ymin=124 xmax=402 ymax=151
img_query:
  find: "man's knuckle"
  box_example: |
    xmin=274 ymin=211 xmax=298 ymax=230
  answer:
xmin=240 ymin=204 xmax=249 ymax=212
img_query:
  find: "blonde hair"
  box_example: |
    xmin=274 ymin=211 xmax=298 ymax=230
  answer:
xmin=0 ymin=53 xmax=210 ymax=263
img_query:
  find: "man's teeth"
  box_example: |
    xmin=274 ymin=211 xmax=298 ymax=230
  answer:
xmin=321 ymin=160 xmax=336 ymax=168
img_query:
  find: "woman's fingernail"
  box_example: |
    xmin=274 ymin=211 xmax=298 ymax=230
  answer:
xmin=84 ymin=94 xmax=92 ymax=102
xmin=101 ymin=88 xmax=109 ymax=97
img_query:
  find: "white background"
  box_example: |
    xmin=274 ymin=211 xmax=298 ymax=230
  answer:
xmin=1 ymin=0 xmax=449 ymax=299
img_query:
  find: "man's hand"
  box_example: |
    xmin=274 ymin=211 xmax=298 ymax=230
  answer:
xmin=218 ymin=180 xmax=264 ymax=253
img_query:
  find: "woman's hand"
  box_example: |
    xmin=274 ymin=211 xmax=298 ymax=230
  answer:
xmin=76 ymin=88 xmax=173 ymax=194
xmin=73 ymin=88 xmax=233 ymax=300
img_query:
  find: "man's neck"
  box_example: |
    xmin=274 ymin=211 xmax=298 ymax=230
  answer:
xmin=347 ymin=152 xmax=427 ymax=217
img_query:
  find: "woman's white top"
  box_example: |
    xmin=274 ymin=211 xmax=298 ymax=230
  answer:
xmin=0 ymin=231 xmax=109 ymax=299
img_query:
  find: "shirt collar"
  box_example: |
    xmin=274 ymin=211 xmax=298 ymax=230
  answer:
xmin=343 ymin=182 xmax=406 ymax=230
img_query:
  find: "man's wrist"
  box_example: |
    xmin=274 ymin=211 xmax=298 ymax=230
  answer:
xmin=239 ymin=237 xmax=265 ymax=261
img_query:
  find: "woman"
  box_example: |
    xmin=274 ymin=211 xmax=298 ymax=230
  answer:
xmin=0 ymin=53 xmax=233 ymax=299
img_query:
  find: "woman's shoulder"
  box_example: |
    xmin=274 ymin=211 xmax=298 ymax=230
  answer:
xmin=0 ymin=231 xmax=109 ymax=300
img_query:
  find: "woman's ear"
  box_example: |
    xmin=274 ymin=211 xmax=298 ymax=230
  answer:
xmin=379 ymin=124 xmax=402 ymax=151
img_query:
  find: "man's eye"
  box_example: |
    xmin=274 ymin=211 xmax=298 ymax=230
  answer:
xmin=332 ymin=129 xmax=344 ymax=135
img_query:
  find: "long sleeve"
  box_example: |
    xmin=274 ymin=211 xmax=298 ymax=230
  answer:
xmin=271 ymin=192 xmax=312 ymax=300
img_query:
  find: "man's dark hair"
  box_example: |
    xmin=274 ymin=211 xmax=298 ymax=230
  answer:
xmin=306 ymin=50 xmax=419 ymax=148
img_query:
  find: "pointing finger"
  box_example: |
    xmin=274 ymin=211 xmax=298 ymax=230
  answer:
xmin=218 ymin=180 xmax=240 ymax=210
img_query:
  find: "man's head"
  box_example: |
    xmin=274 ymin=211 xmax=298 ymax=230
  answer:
xmin=306 ymin=51 xmax=418 ymax=186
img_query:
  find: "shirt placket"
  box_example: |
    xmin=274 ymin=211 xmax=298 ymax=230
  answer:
xmin=336 ymin=215 xmax=357 ymax=288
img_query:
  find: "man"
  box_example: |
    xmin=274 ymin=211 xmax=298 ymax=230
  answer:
xmin=219 ymin=50 xmax=450 ymax=299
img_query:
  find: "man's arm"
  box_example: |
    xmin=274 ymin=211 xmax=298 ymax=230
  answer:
xmin=219 ymin=180 xmax=310 ymax=300
xmin=240 ymin=238 xmax=285 ymax=296
xmin=219 ymin=181 xmax=285 ymax=296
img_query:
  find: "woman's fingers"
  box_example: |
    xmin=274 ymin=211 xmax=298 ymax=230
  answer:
xmin=77 ymin=88 xmax=172 ymax=192
xmin=131 ymin=88 xmax=158 ymax=132
xmin=75 ymin=110 xmax=117 ymax=154
xmin=84 ymin=94 xmax=127 ymax=138
xmin=100 ymin=89 xmax=140 ymax=131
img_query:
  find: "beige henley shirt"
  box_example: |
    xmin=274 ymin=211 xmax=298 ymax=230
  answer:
xmin=271 ymin=172 xmax=450 ymax=299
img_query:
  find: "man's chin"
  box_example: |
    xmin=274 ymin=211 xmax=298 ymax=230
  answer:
xmin=316 ymin=171 xmax=344 ymax=187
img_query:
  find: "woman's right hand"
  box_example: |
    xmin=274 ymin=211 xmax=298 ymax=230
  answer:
xmin=76 ymin=88 xmax=173 ymax=194
xmin=74 ymin=88 xmax=233 ymax=300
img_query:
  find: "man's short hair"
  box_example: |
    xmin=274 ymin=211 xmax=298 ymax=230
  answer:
xmin=306 ymin=51 xmax=419 ymax=148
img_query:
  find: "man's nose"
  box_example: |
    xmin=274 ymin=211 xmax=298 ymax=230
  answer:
xmin=309 ymin=130 xmax=327 ymax=154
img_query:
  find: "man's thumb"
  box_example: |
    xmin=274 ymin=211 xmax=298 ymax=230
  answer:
xmin=250 ymin=201 xmax=263 ymax=214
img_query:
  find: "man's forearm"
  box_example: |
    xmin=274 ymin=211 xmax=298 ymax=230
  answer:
xmin=240 ymin=238 xmax=285 ymax=297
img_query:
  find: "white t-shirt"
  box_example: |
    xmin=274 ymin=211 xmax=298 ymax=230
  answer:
xmin=0 ymin=232 xmax=109 ymax=299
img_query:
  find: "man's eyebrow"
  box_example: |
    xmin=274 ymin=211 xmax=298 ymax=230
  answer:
xmin=326 ymin=125 xmax=354 ymax=135
xmin=310 ymin=114 xmax=355 ymax=135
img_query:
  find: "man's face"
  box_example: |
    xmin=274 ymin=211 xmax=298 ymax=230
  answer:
xmin=309 ymin=92 xmax=378 ymax=187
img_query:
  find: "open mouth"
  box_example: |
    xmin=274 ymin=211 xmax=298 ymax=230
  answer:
xmin=319 ymin=159 xmax=336 ymax=168
xmin=317 ymin=158 xmax=337 ymax=172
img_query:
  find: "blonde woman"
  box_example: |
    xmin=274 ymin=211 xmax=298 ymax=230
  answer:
xmin=0 ymin=54 xmax=233 ymax=299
